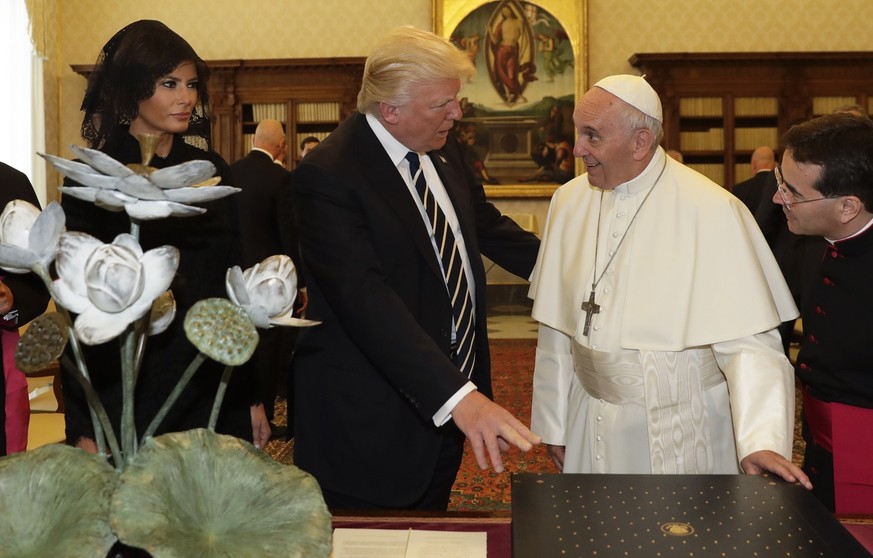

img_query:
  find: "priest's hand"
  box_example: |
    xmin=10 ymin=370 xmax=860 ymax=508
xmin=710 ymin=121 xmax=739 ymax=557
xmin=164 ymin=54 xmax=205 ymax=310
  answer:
xmin=452 ymin=390 xmax=541 ymax=473
xmin=546 ymin=444 xmax=566 ymax=471
xmin=741 ymin=450 xmax=813 ymax=489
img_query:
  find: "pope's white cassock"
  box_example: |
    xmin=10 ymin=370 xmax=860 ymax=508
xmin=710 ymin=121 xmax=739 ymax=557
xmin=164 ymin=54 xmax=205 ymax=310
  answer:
xmin=529 ymin=147 xmax=799 ymax=474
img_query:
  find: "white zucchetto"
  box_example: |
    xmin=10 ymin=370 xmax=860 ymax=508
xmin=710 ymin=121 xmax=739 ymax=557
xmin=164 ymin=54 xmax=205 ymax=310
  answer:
xmin=594 ymin=74 xmax=663 ymax=123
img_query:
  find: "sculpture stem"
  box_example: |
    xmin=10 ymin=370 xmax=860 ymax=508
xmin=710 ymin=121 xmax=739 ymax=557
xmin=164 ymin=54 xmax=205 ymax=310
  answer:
xmin=34 ymin=265 xmax=111 ymax=457
xmin=142 ymin=352 xmax=207 ymax=441
xmin=208 ymin=365 xmax=234 ymax=431
xmin=120 ymin=326 xmax=139 ymax=465
xmin=59 ymin=355 xmax=123 ymax=471
xmin=129 ymin=218 xmax=140 ymax=241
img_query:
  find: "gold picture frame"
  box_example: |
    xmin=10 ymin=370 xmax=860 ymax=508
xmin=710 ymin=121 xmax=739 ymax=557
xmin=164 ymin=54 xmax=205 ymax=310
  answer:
xmin=434 ymin=0 xmax=587 ymax=198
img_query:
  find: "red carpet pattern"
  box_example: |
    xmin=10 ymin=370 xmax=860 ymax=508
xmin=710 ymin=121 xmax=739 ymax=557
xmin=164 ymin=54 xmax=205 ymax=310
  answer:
xmin=449 ymin=338 xmax=553 ymax=511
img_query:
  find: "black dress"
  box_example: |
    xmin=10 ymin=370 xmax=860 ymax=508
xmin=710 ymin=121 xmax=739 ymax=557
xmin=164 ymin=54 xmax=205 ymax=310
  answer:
xmin=60 ymin=132 xmax=255 ymax=446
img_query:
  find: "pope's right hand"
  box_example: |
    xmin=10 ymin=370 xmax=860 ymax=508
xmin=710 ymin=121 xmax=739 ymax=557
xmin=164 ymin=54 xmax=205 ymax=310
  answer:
xmin=546 ymin=443 xmax=565 ymax=471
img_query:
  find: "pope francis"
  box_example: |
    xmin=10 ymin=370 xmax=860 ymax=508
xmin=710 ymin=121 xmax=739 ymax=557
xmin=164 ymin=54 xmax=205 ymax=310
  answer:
xmin=529 ymin=74 xmax=812 ymax=489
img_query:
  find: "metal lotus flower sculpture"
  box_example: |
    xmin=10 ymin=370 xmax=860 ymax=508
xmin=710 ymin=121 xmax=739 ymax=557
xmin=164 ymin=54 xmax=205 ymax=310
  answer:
xmin=0 ymin=199 xmax=64 ymax=274
xmin=0 ymin=137 xmax=329 ymax=557
xmin=40 ymin=144 xmax=240 ymax=220
xmin=51 ymin=232 xmax=179 ymax=345
xmin=226 ymin=254 xmax=319 ymax=328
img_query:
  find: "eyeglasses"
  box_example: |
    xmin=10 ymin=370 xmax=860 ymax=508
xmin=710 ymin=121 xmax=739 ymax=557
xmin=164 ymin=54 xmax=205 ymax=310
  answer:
xmin=774 ymin=166 xmax=835 ymax=212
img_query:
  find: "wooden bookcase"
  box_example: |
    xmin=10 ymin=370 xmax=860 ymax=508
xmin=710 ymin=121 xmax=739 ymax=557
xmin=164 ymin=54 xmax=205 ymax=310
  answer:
xmin=207 ymin=58 xmax=364 ymax=167
xmin=629 ymin=52 xmax=873 ymax=188
xmin=72 ymin=57 xmax=365 ymax=169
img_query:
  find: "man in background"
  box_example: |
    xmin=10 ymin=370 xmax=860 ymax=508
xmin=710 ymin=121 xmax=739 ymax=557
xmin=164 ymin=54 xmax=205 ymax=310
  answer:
xmin=298 ymin=136 xmax=320 ymax=161
xmin=292 ymin=26 xmax=541 ymax=510
xmin=529 ymin=75 xmax=810 ymax=488
xmin=772 ymin=113 xmax=873 ymax=513
xmin=0 ymin=162 xmax=51 ymax=455
xmin=732 ymin=145 xmax=776 ymax=212
xmin=230 ymin=119 xmax=306 ymax=438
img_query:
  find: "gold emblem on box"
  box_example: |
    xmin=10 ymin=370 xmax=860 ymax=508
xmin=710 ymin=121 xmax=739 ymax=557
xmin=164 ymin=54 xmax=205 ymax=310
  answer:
xmin=661 ymin=522 xmax=695 ymax=536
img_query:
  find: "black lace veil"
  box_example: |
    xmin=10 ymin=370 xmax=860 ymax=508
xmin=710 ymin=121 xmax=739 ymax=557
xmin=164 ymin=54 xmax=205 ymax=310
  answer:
xmin=80 ymin=20 xmax=213 ymax=149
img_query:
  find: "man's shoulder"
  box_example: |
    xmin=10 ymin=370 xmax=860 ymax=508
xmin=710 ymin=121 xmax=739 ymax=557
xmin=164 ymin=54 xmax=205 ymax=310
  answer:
xmin=732 ymin=176 xmax=755 ymax=189
xmin=234 ymin=151 xmax=288 ymax=173
xmin=0 ymin=161 xmax=27 ymax=181
xmin=551 ymin=175 xmax=593 ymax=204
xmin=0 ymin=162 xmax=37 ymax=206
xmin=231 ymin=150 xmax=271 ymax=166
xmin=734 ymin=171 xmax=770 ymax=189
xmin=231 ymin=153 xmax=290 ymax=190
xmin=668 ymin=161 xmax=729 ymax=195
xmin=297 ymin=117 xmax=371 ymax=170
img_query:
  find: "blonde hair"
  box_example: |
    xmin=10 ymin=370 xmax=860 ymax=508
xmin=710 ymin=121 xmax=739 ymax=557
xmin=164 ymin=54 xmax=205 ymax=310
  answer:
xmin=357 ymin=26 xmax=474 ymax=115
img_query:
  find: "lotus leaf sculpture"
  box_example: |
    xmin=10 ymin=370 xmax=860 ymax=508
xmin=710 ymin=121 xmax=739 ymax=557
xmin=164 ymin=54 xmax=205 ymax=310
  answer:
xmin=111 ymin=429 xmax=332 ymax=558
xmin=0 ymin=444 xmax=118 ymax=558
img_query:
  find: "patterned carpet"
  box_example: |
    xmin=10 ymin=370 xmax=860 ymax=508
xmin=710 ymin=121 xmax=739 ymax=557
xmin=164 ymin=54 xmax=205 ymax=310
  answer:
xmin=448 ymin=338 xmax=553 ymax=511
xmin=265 ymin=338 xmax=807 ymax=512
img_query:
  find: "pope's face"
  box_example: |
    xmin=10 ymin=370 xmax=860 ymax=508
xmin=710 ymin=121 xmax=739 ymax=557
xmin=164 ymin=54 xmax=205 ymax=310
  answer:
xmin=572 ymin=87 xmax=641 ymax=190
xmin=386 ymin=78 xmax=463 ymax=153
xmin=131 ymin=61 xmax=199 ymax=137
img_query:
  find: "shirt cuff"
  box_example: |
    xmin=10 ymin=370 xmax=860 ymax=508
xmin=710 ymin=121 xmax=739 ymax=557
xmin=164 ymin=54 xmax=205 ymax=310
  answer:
xmin=432 ymin=381 xmax=477 ymax=426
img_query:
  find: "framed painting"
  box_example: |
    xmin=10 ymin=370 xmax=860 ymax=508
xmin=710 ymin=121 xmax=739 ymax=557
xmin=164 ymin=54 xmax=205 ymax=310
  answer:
xmin=434 ymin=0 xmax=587 ymax=198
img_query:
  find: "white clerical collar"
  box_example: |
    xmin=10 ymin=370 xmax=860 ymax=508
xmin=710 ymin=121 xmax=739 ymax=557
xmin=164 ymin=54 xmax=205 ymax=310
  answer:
xmin=365 ymin=112 xmax=421 ymax=168
xmin=613 ymin=147 xmax=665 ymax=196
xmin=827 ymin=215 xmax=873 ymax=244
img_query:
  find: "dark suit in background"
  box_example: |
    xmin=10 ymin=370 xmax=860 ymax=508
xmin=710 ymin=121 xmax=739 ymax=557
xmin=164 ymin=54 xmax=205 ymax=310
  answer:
xmin=230 ymin=147 xmax=302 ymax=429
xmin=754 ymin=170 xmax=826 ymax=353
xmin=732 ymin=169 xmax=771 ymax=213
xmin=0 ymin=162 xmax=52 ymax=455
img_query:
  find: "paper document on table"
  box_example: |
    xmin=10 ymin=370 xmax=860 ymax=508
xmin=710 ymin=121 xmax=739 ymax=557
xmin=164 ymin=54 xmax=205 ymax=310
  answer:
xmin=331 ymin=528 xmax=486 ymax=558
xmin=331 ymin=528 xmax=409 ymax=558
xmin=405 ymin=529 xmax=486 ymax=557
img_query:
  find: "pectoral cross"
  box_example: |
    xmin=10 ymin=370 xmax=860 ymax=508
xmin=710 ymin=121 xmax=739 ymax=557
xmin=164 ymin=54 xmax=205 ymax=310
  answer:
xmin=581 ymin=290 xmax=600 ymax=337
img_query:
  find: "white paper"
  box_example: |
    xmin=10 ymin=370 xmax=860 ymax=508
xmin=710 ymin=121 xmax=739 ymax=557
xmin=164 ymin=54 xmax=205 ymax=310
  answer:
xmin=405 ymin=529 xmax=486 ymax=558
xmin=331 ymin=528 xmax=487 ymax=558
xmin=331 ymin=528 xmax=409 ymax=558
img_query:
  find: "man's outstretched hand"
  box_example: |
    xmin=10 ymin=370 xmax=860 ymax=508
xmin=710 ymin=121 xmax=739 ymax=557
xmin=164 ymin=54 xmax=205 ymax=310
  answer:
xmin=452 ymin=390 xmax=541 ymax=473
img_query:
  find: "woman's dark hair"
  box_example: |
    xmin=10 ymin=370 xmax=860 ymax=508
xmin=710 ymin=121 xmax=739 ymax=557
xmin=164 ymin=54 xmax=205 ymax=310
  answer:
xmin=80 ymin=20 xmax=212 ymax=149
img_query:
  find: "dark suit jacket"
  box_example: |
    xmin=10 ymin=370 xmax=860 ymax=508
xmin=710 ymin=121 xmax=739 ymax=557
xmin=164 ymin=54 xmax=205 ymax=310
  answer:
xmin=229 ymin=149 xmax=301 ymax=269
xmin=732 ymin=170 xmax=770 ymax=213
xmin=291 ymin=112 xmax=540 ymax=506
xmin=0 ymin=162 xmax=52 ymax=456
